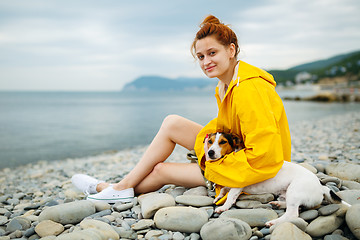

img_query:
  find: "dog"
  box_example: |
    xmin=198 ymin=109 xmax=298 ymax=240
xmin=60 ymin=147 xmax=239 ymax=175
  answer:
xmin=205 ymin=132 xmax=348 ymax=227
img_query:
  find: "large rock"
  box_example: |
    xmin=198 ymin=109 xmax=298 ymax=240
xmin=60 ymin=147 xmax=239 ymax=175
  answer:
xmin=341 ymin=180 xmax=360 ymax=190
xmin=271 ymin=222 xmax=312 ymax=240
xmin=325 ymin=163 xmax=360 ymax=182
xmin=306 ymin=214 xmax=344 ymax=237
xmin=38 ymin=200 xmax=95 ymax=224
xmin=56 ymin=229 xmax=103 ymax=240
xmin=175 ymin=195 xmax=214 ymax=207
xmin=138 ymin=193 xmax=175 ymax=218
xmin=219 ymin=208 xmax=278 ymax=227
xmin=200 ymin=218 xmax=251 ymax=240
xmin=238 ymin=193 xmax=274 ymax=203
xmin=5 ymin=217 xmax=31 ymax=232
xmin=345 ymin=204 xmax=360 ymax=239
xmin=154 ymin=206 xmax=208 ymax=233
xmin=336 ymin=190 xmax=360 ymax=205
xmin=34 ymin=220 xmax=64 ymax=237
xmin=80 ymin=219 xmax=119 ymax=240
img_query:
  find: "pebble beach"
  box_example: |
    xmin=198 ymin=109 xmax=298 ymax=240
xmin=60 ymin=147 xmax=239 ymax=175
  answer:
xmin=1 ymin=111 xmax=360 ymax=240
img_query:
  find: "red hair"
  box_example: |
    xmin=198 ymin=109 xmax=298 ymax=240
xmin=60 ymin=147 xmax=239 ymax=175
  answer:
xmin=191 ymin=15 xmax=240 ymax=58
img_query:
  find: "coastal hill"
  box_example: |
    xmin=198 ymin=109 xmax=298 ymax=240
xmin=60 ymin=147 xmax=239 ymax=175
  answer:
xmin=269 ymin=50 xmax=360 ymax=86
xmin=122 ymin=50 xmax=360 ymax=91
xmin=122 ymin=76 xmax=216 ymax=92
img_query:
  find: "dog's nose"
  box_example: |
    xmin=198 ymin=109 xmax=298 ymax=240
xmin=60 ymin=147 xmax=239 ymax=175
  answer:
xmin=208 ymin=150 xmax=215 ymax=159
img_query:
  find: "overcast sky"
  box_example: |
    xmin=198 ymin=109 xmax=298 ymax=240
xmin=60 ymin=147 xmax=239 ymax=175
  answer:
xmin=1 ymin=0 xmax=359 ymax=91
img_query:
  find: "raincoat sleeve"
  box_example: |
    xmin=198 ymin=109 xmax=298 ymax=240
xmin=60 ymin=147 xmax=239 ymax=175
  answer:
xmin=204 ymin=80 xmax=286 ymax=188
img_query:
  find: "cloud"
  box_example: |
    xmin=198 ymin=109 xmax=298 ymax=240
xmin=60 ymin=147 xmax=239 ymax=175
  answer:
xmin=0 ymin=0 xmax=359 ymax=91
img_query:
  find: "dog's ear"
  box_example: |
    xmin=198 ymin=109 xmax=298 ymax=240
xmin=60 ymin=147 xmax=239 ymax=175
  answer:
xmin=231 ymin=133 xmax=244 ymax=150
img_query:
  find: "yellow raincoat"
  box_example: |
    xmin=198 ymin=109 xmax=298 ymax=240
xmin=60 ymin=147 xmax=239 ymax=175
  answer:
xmin=194 ymin=60 xmax=291 ymax=191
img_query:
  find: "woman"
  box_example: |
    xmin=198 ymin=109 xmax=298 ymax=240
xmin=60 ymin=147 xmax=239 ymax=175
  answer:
xmin=72 ymin=15 xmax=291 ymax=203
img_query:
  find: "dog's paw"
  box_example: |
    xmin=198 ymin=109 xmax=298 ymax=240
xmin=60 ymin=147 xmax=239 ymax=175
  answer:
xmin=269 ymin=201 xmax=286 ymax=209
xmin=265 ymin=220 xmax=275 ymax=228
xmin=215 ymin=206 xmax=229 ymax=214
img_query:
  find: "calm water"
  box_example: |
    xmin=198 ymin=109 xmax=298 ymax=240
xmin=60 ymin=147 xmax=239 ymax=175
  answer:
xmin=1 ymin=91 xmax=359 ymax=169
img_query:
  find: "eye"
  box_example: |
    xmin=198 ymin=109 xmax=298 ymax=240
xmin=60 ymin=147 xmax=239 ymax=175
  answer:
xmin=197 ymin=55 xmax=204 ymax=60
xmin=219 ymin=140 xmax=227 ymax=145
xmin=209 ymin=51 xmax=216 ymax=56
xmin=208 ymin=139 xmax=213 ymax=144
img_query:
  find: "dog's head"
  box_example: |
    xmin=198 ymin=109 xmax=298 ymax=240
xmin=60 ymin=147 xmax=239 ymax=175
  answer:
xmin=206 ymin=132 xmax=243 ymax=161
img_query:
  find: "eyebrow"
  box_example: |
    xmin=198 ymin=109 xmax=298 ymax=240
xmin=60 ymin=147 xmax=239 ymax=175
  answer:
xmin=196 ymin=47 xmax=216 ymax=55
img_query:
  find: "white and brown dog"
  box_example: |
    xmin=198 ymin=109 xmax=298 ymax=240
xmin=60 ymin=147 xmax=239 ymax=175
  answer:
xmin=205 ymin=132 xmax=347 ymax=226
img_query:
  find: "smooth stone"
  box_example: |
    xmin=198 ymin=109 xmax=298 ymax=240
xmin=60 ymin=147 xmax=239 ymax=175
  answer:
xmin=341 ymin=180 xmax=360 ymax=190
xmin=345 ymin=204 xmax=360 ymax=239
xmin=38 ymin=200 xmax=95 ymax=224
xmin=0 ymin=216 xmax=8 ymax=225
xmin=175 ymin=195 xmax=214 ymax=207
xmin=56 ymin=228 xmax=103 ymax=240
xmin=34 ymin=220 xmax=64 ymax=237
xmin=154 ymin=206 xmax=208 ymax=233
xmin=271 ymin=222 xmax=311 ymax=240
xmin=219 ymin=208 xmax=278 ymax=227
xmin=80 ymin=218 xmax=119 ymax=240
xmin=299 ymin=209 xmax=319 ymax=221
xmin=189 ymin=233 xmax=201 ymax=240
xmin=138 ymin=193 xmax=175 ymax=219
xmin=6 ymin=217 xmax=31 ymax=232
xmin=324 ymin=235 xmax=349 ymax=240
xmin=144 ymin=230 xmax=163 ymax=239
xmin=200 ymin=218 xmax=251 ymax=240
xmin=23 ymin=227 xmax=35 ymax=237
xmin=87 ymin=209 xmax=112 ymax=219
xmin=113 ymin=202 xmax=134 ymax=212
xmin=131 ymin=219 xmax=155 ymax=231
xmin=167 ymin=186 xmax=186 ymax=198
xmin=183 ymin=186 xmax=208 ymax=196
xmin=173 ymin=232 xmax=185 ymax=240
xmin=299 ymin=162 xmax=318 ymax=174
xmin=238 ymin=193 xmax=274 ymax=203
xmin=93 ymin=201 xmax=111 ymax=211
xmin=325 ymin=163 xmax=360 ymax=182
xmin=320 ymin=177 xmax=342 ymax=187
xmin=288 ymin=218 xmax=309 ymax=232
xmin=235 ymin=200 xmax=262 ymax=209
xmin=336 ymin=190 xmax=360 ymax=205
xmin=318 ymin=204 xmax=340 ymax=216
xmin=306 ymin=214 xmax=344 ymax=237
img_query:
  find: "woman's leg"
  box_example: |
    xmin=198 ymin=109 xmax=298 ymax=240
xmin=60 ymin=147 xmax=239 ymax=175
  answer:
xmin=97 ymin=115 xmax=204 ymax=193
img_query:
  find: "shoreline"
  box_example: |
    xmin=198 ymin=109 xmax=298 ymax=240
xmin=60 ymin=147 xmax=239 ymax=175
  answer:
xmin=1 ymin=110 xmax=359 ymax=173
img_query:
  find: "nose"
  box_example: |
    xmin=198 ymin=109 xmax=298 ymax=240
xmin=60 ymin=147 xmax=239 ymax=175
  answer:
xmin=208 ymin=150 xmax=215 ymax=159
xmin=204 ymin=56 xmax=211 ymax=66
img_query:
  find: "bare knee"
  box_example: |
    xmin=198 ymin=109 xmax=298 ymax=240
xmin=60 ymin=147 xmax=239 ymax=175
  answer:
xmin=152 ymin=162 xmax=170 ymax=179
xmin=161 ymin=114 xmax=183 ymax=133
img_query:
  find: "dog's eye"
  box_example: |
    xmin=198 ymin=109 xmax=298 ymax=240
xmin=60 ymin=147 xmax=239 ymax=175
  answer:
xmin=208 ymin=139 xmax=213 ymax=144
xmin=219 ymin=140 xmax=227 ymax=144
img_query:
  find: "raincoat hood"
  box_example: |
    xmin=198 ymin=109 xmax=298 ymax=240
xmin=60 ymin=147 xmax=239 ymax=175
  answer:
xmin=194 ymin=60 xmax=291 ymax=191
xmin=216 ymin=61 xmax=276 ymax=103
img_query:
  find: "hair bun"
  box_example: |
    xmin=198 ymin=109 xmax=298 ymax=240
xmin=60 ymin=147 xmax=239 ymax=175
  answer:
xmin=200 ymin=15 xmax=222 ymax=27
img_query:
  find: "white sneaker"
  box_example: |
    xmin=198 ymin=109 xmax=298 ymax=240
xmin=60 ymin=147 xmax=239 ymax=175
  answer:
xmin=86 ymin=186 xmax=134 ymax=204
xmin=71 ymin=174 xmax=104 ymax=195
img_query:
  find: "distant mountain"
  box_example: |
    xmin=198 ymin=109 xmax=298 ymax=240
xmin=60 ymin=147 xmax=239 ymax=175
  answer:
xmin=123 ymin=50 xmax=360 ymax=91
xmin=269 ymin=50 xmax=360 ymax=84
xmin=122 ymin=76 xmax=216 ymax=92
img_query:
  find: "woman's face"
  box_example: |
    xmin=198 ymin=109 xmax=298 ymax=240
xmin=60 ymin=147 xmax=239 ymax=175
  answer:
xmin=195 ymin=36 xmax=235 ymax=81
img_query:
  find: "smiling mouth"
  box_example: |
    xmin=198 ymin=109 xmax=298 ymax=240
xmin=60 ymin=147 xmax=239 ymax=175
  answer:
xmin=205 ymin=66 xmax=215 ymax=72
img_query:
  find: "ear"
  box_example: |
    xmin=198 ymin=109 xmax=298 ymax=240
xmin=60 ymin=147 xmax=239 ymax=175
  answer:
xmin=231 ymin=133 xmax=243 ymax=150
xmin=228 ymin=43 xmax=236 ymax=59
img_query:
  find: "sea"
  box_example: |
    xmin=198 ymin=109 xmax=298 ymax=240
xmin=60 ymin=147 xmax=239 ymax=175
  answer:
xmin=1 ymin=90 xmax=360 ymax=169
